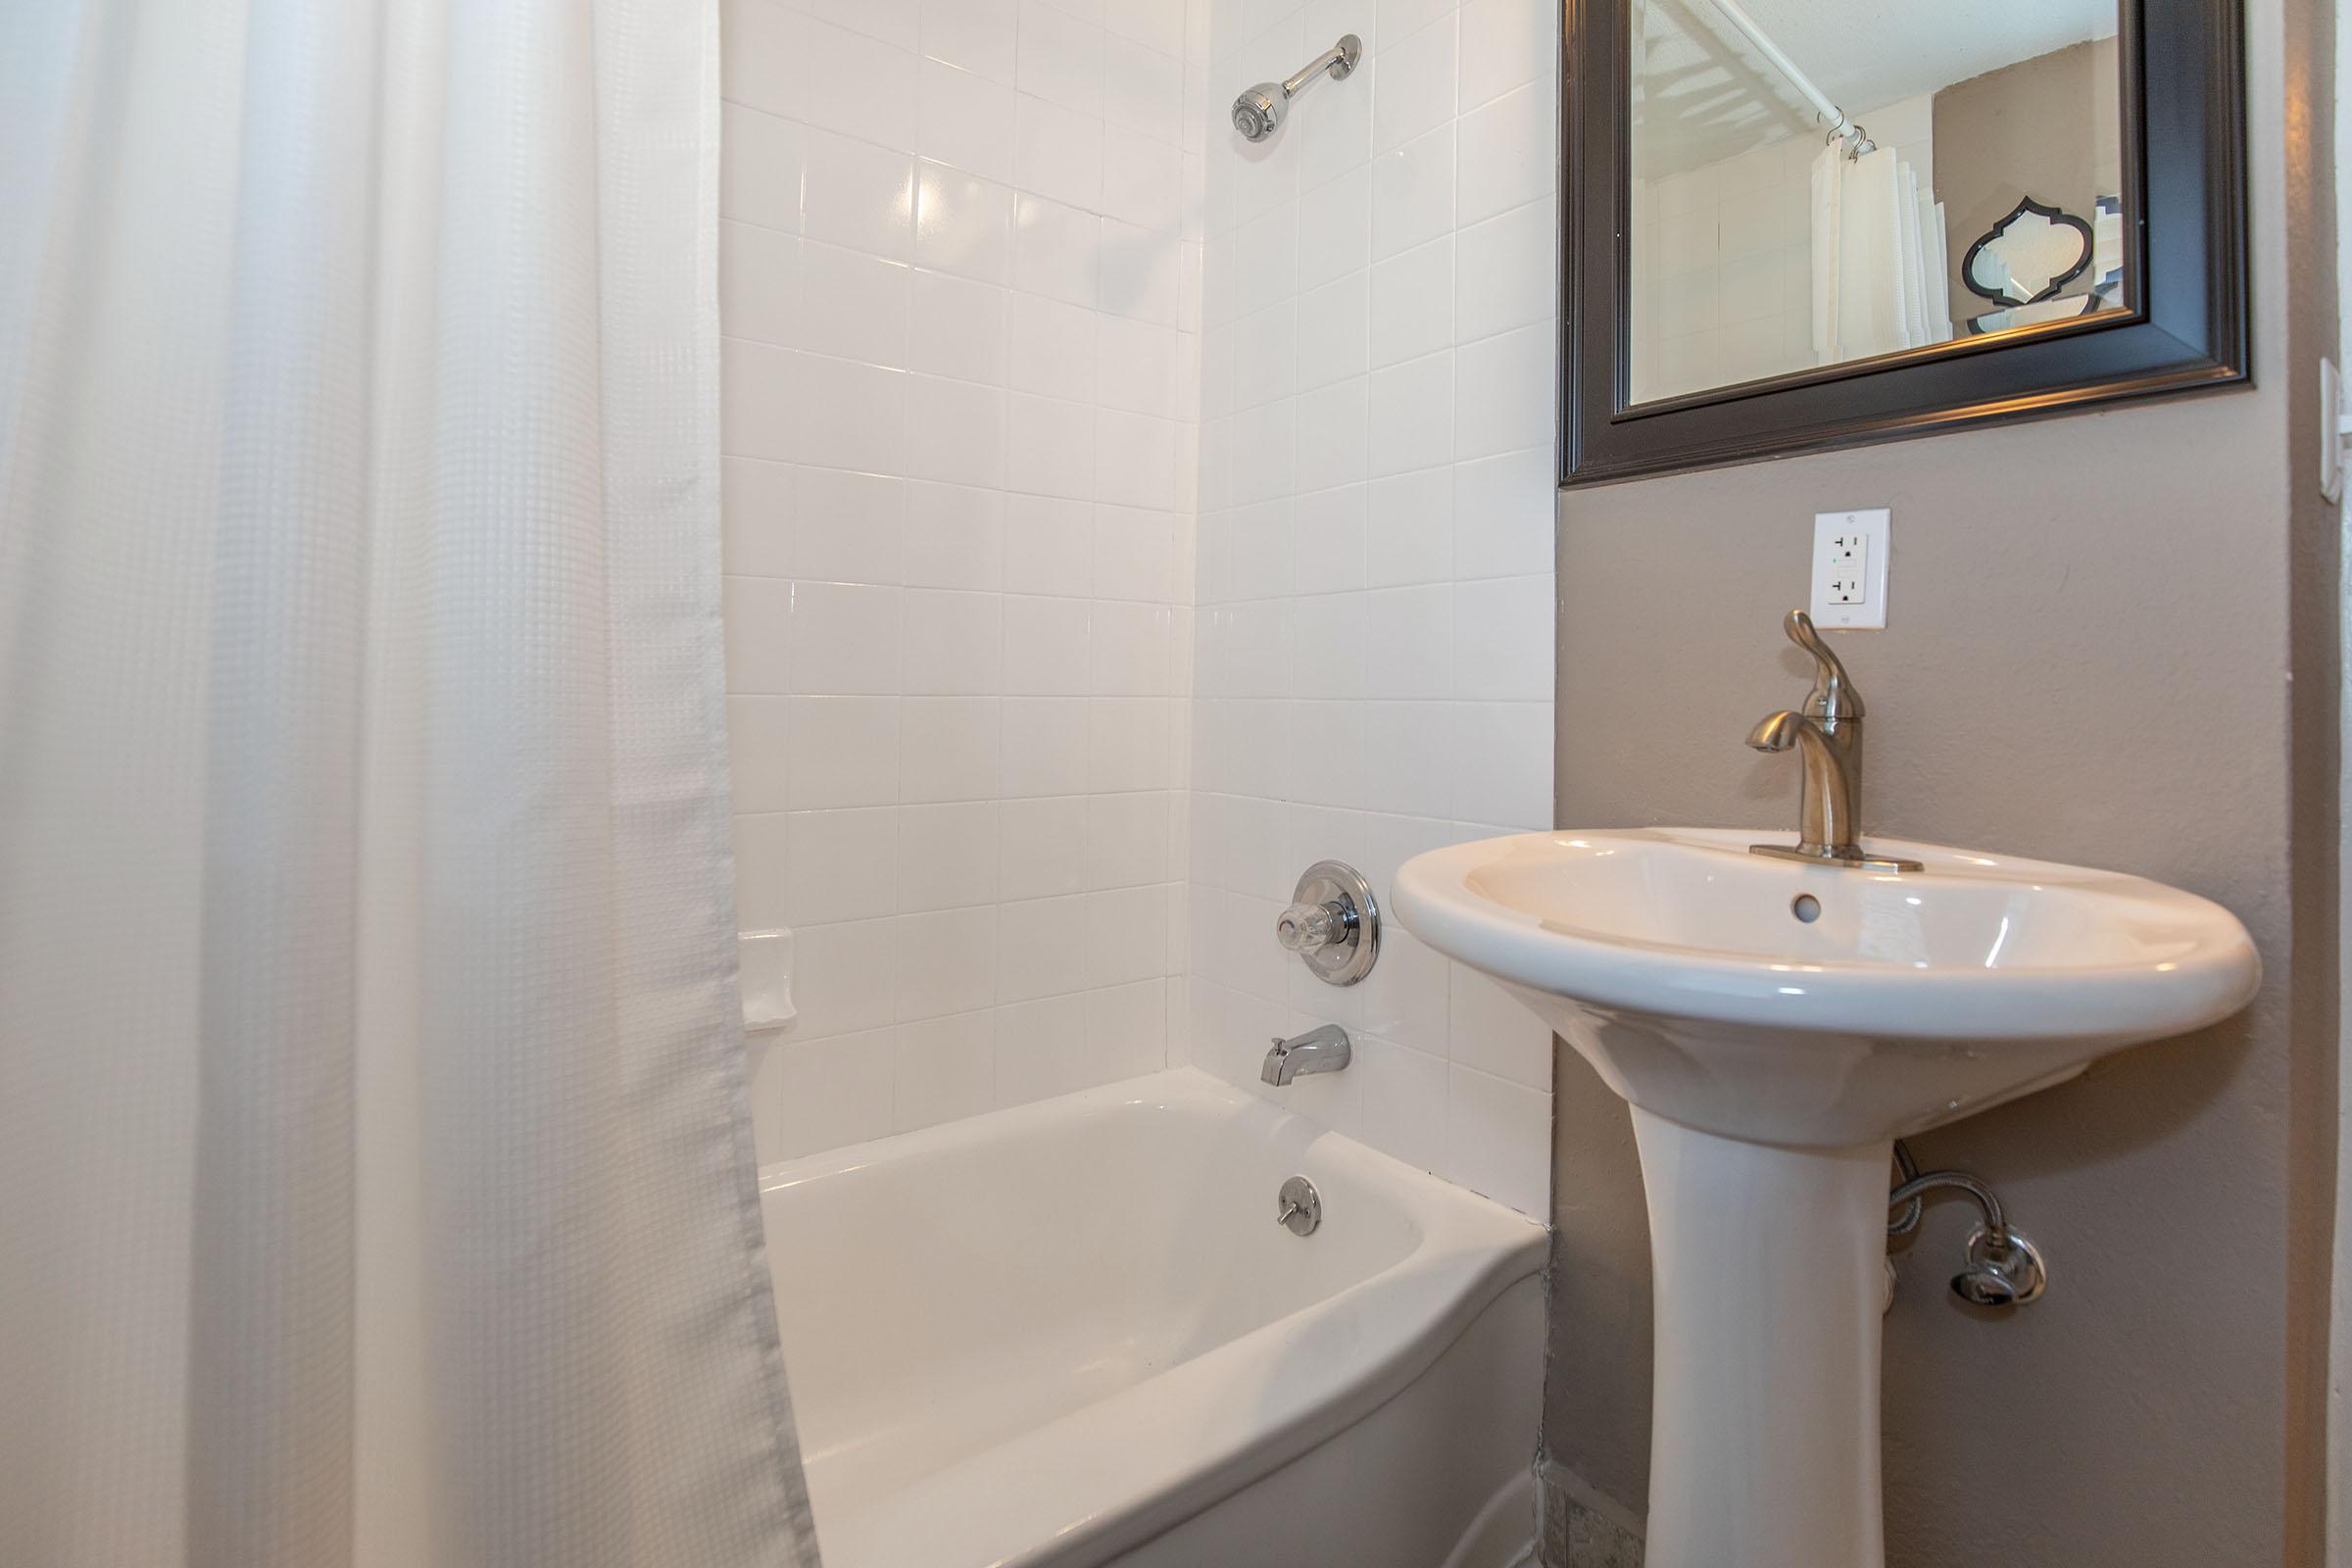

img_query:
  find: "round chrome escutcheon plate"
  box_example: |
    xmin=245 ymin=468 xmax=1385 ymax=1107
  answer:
xmin=1287 ymin=859 xmax=1379 ymax=986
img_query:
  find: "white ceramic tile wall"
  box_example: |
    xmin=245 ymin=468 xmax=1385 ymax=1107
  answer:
xmin=1629 ymin=94 xmax=1936 ymax=403
xmin=1182 ymin=0 xmax=1559 ymax=1217
xmin=719 ymin=0 xmax=1214 ymax=1160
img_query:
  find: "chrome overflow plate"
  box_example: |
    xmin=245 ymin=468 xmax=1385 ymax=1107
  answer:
xmin=1274 ymin=859 xmax=1380 ymax=987
xmin=1276 ymin=1175 xmax=1322 ymax=1236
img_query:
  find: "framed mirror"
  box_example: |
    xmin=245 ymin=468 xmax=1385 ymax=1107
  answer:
xmin=1560 ymin=0 xmax=2247 ymax=486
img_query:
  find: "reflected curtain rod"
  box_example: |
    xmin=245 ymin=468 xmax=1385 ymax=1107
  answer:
xmin=1698 ymin=0 xmax=1873 ymax=152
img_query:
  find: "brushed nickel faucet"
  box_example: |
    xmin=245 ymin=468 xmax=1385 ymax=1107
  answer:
xmin=1262 ymin=1024 xmax=1351 ymax=1086
xmin=1745 ymin=610 xmax=1923 ymax=873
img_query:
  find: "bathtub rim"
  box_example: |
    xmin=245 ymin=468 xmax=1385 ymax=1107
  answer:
xmin=758 ymin=1067 xmax=1550 ymax=1568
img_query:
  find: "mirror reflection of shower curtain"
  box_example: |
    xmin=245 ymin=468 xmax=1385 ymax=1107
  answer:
xmin=1810 ymin=143 xmax=1953 ymax=364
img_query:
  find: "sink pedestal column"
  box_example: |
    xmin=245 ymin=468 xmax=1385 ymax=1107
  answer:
xmin=1632 ymin=1107 xmax=1890 ymax=1568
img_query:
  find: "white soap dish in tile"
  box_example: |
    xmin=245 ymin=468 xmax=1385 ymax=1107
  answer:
xmin=739 ymin=929 xmax=796 ymax=1034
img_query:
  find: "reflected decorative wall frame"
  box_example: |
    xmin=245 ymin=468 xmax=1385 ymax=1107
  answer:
xmin=1962 ymin=196 xmax=2097 ymax=305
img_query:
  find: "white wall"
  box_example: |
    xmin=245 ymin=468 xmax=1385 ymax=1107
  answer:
xmin=1182 ymin=0 xmax=1560 ymax=1216
xmin=716 ymin=0 xmax=1211 ymax=1160
xmin=714 ymin=0 xmax=1563 ymax=1214
xmin=1630 ymin=137 xmax=1814 ymax=402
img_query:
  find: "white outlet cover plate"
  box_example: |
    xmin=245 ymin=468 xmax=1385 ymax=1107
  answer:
xmin=1811 ymin=509 xmax=1890 ymax=629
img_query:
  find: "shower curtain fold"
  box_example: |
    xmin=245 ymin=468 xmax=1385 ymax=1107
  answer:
xmin=1810 ymin=142 xmax=1953 ymax=366
xmin=0 ymin=3 xmax=819 ymax=1565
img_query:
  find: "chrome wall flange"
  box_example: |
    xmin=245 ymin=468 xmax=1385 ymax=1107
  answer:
xmin=1955 ymin=1225 xmax=2047 ymax=1306
xmin=1274 ymin=859 xmax=1380 ymax=986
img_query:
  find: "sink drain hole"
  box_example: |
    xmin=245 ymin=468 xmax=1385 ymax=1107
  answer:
xmin=1790 ymin=893 xmax=1822 ymax=923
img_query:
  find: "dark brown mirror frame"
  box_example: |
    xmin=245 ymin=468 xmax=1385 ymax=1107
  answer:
xmin=1559 ymin=0 xmax=2249 ymax=488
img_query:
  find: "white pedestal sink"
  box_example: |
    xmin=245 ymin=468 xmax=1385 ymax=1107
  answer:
xmin=1393 ymin=827 xmax=2259 ymax=1568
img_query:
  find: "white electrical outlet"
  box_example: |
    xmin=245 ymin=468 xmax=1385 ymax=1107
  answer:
xmin=1823 ymin=531 xmax=1867 ymax=603
xmin=1811 ymin=509 xmax=1890 ymax=629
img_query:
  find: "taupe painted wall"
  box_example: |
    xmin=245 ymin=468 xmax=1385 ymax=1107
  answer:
xmin=1544 ymin=0 xmax=2338 ymax=1561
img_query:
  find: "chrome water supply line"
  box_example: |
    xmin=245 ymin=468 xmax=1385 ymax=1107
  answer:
xmin=1886 ymin=1140 xmax=2048 ymax=1307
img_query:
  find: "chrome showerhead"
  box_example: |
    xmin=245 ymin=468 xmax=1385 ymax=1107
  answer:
xmin=1231 ymin=34 xmax=1359 ymax=144
xmin=1233 ymin=83 xmax=1286 ymax=142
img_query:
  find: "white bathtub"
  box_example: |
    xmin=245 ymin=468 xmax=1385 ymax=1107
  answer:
xmin=758 ymin=1068 xmax=1548 ymax=1568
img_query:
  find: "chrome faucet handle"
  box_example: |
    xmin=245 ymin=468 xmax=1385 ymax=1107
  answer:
xmin=1274 ymin=860 xmax=1380 ymax=986
xmin=1782 ymin=609 xmax=1863 ymax=722
xmin=1275 ymin=900 xmax=1343 ymax=954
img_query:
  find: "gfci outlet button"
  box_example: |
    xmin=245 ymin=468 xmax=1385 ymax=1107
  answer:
xmin=1811 ymin=509 xmax=1890 ymax=629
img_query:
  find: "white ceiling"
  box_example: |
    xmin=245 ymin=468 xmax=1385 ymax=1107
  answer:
xmin=1633 ymin=0 xmax=2118 ymax=176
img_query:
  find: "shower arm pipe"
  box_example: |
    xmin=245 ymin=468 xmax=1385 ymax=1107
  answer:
xmin=1698 ymin=0 xmax=1868 ymax=151
xmin=1280 ymin=37 xmax=1358 ymax=98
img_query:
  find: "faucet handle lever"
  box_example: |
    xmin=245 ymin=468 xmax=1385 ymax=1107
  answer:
xmin=1783 ymin=609 xmax=1863 ymax=721
xmin=1276 ymin=901 xmax=1343 ymax=954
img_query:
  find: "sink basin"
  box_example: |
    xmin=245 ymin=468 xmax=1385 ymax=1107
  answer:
xmin=1392 ymin=826 xmax=2258 ymax=1568
xmin=1392 ymin=826 xmax=2260 ymax=1148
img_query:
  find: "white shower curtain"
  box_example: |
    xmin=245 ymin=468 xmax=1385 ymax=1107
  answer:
xmin=1810 ymin=142 xmax=1953 ymax=365
xmin=0 ymin=4 xmax=819 ymax=1566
